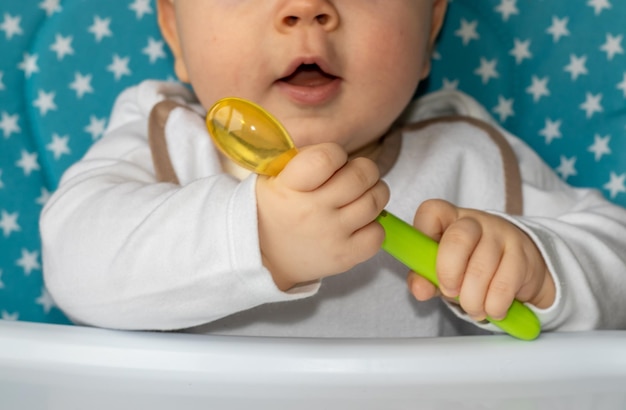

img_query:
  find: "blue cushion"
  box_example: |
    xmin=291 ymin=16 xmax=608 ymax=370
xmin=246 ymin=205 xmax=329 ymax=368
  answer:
xmin=1 ymin=0 xmax=173 ymax=324
xmin=0 ymin=0 xmax=624 ymax=324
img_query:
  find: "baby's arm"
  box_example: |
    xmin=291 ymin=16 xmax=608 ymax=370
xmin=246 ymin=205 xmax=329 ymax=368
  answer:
xmin=40 ymin=83 xmax=322 ymax=331
xmin=40 ymin=116 xmax=267 ymax=330
xmin=256 ymin=143 xmax=389 ymax=290
xmin=408 ymin=127 xmax=626 ymax=331
xmin=409 ymin=199 xmax=554 ymax=321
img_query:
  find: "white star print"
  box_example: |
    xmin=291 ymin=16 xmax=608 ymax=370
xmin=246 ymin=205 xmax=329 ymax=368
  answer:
xmin=0 ymin=270 xmax=4 ymax=289
xmin=539 ymin=118 xmax=562 ymax=144
xmin=46 ymin=133 xmax=71 ymax=160
xmin=0 ymin=169 xmax=4 ymax=189
xmin=85 ymin=116 xmax=107 ymax=140
xmin=1 ymin=311 xmax=19 ymax=321
xmin=618 ymin=72 xmax=626 ymax=98
xmin=50 ymin=33 xmax=74 ymax=60
xmin=510 ymin=38 xmax=532 ymax=64
xmin=69 ymin=72 xmax=94 ymax=99
xmin=0 ymin=71 xmax=5 ymax=90
xmin=16 ymin=249 xmax=41 ymax=276
xmin=129 ymin=0 xmax=153 ymax=20
xmin=36 ymin=288 xmax=56 ymax=314
xmin=600 ymin=34 xmax=624 ymax=61
xmin=495 ymin=0 xmax=519 ymax=22
xmin=0 ymin=210 xmax=21 ymax=238
xmin=442 ymin=78 xmax=460 ymax=90
xmin=88 ymin=16 xmax=113 ymax=42
xmin=455 ymin=19 xmax=480 ymax=46
xmin=556 ymin=156 xmax=577 ymax=181
xmin=0 ymin=13 xmax=23 ymax=40
xmin=526 ymin=76 xmax=550 ymax=102
xmin=39 ymin=0 xmax=62 ymax=17
xmin=107 ymin=54 xmax=132 ymax=81
xmin=16 ymin=150 xmax=40 ymax=176
xmin=17 ymin=53 xmax=39 ymax=78
xmin=604 ymin=172 xmax=626 ymax=199
xmin=587 ymin=0 xmax=612 ymax=15
xmin=492 ymin=95 xmax=515 ymax=122
xmin=564 ymin=54 xmax=588 ymax=81
xmin=580 ymin=92 xmax=603 ymax=119
xmin=33 ymin=89 xmax=58 ymax=116
xmin=546 ymin=16 xmax=570 ymax=43
xmin=588 ymin=134 xmax=611 ymax=161
xmin=1 ymin=112 xmax=21 ymax=138
xmin=474 ymin=58 xmax=499 ymax=84
xmin=36 ymin=187 xmax=52 ymax=207
xmin=143 ymin=37 xmax=166 ymax=64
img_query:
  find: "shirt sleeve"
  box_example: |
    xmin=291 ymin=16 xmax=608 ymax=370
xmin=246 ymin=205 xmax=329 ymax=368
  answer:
xmin=497 ymin=130 xmax=626 ymax=331
xmin=40 ymin=82 xmax=318 ymax=331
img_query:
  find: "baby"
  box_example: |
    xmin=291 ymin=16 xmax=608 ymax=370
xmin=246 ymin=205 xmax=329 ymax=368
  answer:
xmin=40 ymin=0 xmax=626 ymax=336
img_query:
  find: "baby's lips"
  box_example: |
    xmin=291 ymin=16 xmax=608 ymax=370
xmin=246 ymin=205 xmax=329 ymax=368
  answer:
xmin=280 ymin=64 xmax=338 ymax=87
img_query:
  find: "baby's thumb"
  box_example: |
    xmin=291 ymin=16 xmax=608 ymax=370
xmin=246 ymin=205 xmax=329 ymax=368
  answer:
xmin=277 ymin=142 xmax=348 ymax=192
xmin=407 ymin=272 xmax=441 ymax=301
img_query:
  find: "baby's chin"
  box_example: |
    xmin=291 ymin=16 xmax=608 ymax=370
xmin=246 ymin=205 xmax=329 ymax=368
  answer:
xmin=286 ymin=127 xmax=351 ymax=151
xmin=280 ymin=118 xmax=370 ymax=150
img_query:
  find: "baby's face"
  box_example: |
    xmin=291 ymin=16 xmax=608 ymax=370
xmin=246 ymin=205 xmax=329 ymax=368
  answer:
xmin=159 ymin=0 xmax=446 ymax=153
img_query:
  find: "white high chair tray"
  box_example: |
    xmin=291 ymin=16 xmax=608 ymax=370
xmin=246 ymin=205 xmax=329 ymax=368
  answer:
xmin=0 ymin=320 xmax=625 ymax=409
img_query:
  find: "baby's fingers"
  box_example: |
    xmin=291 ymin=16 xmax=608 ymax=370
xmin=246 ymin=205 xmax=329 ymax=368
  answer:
xmin=278 ymin=143 xmax=347 ymax=192
xmin=483 ymin=251 xmax=526 ymax=320
xmin=323 ymin=157 xmax=382 ymax=207
xmin=437 ymin=217 xmax=482 ymax=299
xmin=456 ymin=234 xmax=503 ymax=321
xmin=413 ymin=199 xmax=460 ymax=242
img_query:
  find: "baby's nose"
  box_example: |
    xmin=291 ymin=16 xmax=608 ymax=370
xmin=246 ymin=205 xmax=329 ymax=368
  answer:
xmin=275 ymin=0 xmax=340 ymax=32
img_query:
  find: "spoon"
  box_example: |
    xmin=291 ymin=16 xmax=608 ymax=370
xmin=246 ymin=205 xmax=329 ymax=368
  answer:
xmin=206 ymin=97 xmax=541 ymax=341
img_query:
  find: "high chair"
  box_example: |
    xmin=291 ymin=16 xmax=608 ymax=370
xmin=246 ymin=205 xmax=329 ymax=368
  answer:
xmin=1 ymin=1 xmax=625 ymax=408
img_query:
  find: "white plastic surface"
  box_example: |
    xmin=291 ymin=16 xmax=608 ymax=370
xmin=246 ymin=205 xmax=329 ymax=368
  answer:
xmin=1 ymin=320 xmax=625 ymax=409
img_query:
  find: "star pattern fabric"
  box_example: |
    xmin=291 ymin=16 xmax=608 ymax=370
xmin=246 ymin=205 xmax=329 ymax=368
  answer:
xmin=0 ymin=0 xmax=173 ymax=324
xmin=0 ymin=0 xmax=624 ymax=324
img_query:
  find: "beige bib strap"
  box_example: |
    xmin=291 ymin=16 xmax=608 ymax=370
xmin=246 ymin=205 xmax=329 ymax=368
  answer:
xmin=147 ymin=100 xmax=187 ymax=184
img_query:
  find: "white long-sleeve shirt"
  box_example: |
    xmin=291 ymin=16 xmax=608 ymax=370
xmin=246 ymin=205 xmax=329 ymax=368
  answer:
xmin=40 ymin=80 xmax=626 ymax=337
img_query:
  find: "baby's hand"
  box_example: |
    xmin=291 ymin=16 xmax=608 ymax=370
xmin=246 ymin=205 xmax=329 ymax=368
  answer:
xmin=408 ymin=199 xmax=555 ymax=321
xmin=256 ymin=143 xmax=389 ymax=291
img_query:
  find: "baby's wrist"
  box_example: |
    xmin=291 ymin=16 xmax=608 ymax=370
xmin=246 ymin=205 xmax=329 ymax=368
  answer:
xmin=261 ymin=253 xmax=297 ymax=292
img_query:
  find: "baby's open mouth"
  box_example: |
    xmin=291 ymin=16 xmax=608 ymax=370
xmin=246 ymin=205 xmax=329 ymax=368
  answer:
xmin=280 ymin=64 xmax=338 ymax=87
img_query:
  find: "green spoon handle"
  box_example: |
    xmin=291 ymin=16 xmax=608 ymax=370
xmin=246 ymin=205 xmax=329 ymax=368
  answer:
xmin=376 ymin=210 xmax=541 ymax=341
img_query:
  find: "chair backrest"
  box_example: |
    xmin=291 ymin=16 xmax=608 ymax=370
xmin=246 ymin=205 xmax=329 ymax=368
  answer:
xmin=1 ymin=0 xmax=624 ymax=324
